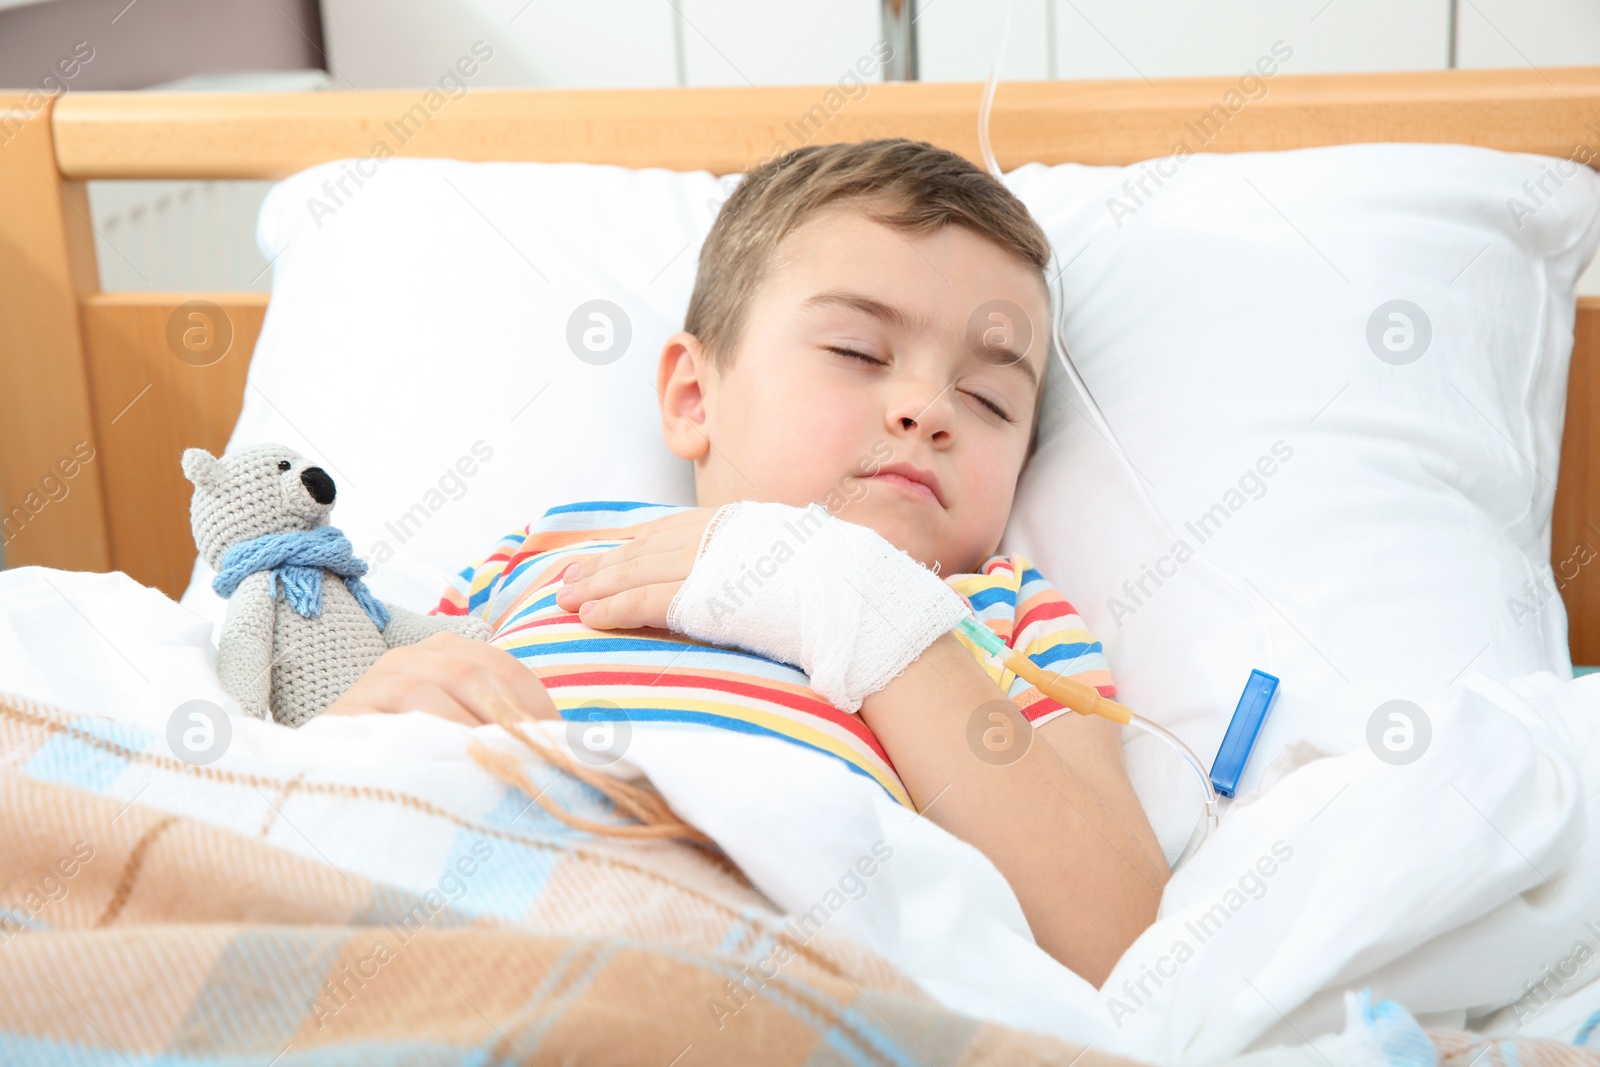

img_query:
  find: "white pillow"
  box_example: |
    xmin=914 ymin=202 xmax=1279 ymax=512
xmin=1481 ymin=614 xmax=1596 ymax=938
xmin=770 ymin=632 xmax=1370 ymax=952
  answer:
xmin=183 ymin=159 xmax=723 ymax=623
xmin=1002 ymin=145 xmax=1600 ymax=856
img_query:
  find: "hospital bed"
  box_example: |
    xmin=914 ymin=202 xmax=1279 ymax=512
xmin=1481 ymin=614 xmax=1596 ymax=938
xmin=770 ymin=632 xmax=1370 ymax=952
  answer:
xmin=1 ymin=68 xmax=1600 ymax=1065
xmin=2 ymin=69 xmax=1599 ymax=637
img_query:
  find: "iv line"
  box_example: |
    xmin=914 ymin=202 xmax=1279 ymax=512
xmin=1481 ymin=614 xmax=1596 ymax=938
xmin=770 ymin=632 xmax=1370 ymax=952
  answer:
xmin=966 ymin=0 xmax=1303 ymax=864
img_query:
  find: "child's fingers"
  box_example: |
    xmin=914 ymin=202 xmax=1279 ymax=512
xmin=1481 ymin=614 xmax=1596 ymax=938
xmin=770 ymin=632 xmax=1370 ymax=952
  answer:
xmin=609 ymin=508 xmax=714 ymax=548
xmin=330 ymin=676 xmax=481 ymax=726
xmin=456 ymin=659 xmax=563 ymax=723
xmin=557 ymin=545 xmax=696 ymax=611
xmin=576 ymin=581 xmax=683 ymax=631
xmin=414 ymin=635 xmax=560 ymax=721
xmin=326 ymin=633 xmax=561 ymax=727
xmin=564 ymin=524 xmax=701 ymax=582
xmin=563 ymin=508 xmax=717 ymax=581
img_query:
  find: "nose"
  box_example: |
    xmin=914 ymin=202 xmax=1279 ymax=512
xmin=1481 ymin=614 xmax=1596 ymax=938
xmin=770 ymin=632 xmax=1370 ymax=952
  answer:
xmin=300 ymin=466 xmax=336 ymax=505
xmin=890 ymin=382 xmax=954 ymax=443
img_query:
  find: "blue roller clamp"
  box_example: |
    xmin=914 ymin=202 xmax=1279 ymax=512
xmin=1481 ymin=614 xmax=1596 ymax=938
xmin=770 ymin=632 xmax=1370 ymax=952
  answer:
xmin=1209 ymin=669 xmax=1281 ymax=799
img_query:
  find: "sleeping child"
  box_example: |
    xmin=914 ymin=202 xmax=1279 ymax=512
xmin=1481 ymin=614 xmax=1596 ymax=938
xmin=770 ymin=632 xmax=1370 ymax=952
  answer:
xmin=327 ymin=137 xmax=1167 ymax=987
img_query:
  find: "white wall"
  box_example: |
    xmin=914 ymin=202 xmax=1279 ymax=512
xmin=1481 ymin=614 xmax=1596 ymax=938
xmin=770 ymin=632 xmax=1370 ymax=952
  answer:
xmin=914 ymin=0 xmax=1451 ymax=81
xmin=674 ymin=0 xmax=883 ymax=86
xmin=318 ymin=0 xmax=678 ymax=89
xmin=316 ymin=0 xmax=1600 ymax=88
xmin=318 ymin=0 xmax=886 ymax=88
xmin=1458 ymin=0 xmax=1600 ymax=68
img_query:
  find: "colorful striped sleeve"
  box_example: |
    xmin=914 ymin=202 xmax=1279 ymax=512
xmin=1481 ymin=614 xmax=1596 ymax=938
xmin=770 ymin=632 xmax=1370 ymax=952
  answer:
xmin=432 ymin=525 xmax=533 ymax=619
xmin=948 ymin=553 xmax=1116 ymax=729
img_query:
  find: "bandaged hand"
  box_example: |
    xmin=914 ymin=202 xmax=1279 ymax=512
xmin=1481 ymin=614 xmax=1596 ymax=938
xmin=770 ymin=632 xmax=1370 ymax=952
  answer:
xmin=666 ymin=501 xmax=971 ymax=712
xmin=555 ymin=502 xmax=971 ymax=712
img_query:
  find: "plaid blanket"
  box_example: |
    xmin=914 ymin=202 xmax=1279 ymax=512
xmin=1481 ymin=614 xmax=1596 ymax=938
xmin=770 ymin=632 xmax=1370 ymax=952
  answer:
xmin=0 ymin=691 xmax=1127 ymax=1064
xmin=1 ymin=689 xmax=1595 ymax=1066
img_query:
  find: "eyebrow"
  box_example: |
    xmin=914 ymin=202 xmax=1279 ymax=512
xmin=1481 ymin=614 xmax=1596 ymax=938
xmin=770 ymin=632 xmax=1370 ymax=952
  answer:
xmin=800 ymin=287 xmax=1040 ymax=391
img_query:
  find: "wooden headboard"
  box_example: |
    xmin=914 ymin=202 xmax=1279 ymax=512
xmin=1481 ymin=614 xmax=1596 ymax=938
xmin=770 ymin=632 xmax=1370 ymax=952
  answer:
xmin=4 ymin=68 xmax=1600 ymax=657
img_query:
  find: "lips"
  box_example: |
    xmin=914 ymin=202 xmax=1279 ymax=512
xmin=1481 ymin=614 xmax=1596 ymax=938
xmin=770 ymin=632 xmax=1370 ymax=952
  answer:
xmin=869 ymin=462 xmax=944 ymax=507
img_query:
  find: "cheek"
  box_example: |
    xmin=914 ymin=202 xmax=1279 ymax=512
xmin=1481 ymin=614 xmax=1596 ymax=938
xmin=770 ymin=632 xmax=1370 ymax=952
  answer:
xmin=958 ymin=433 xmax=1016 ymax=499
xmin=951 ymin=442 xmax=1020 ymax=544
xmin=731 ymin=365 xmax=876 ymax=472
xmin=959 ymin=478 xmax=1006 ymax=541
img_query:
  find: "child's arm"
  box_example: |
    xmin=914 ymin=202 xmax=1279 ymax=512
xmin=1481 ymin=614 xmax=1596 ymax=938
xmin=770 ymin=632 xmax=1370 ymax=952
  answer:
xmin=560 ymin=504 xmax=1168 ymax=985
xmin=859 ymin=631 xmax=1166 ymax=987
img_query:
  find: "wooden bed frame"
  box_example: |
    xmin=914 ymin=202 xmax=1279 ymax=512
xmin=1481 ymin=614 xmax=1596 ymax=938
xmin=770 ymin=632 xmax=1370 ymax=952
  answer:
xmin=4 ymin=68 xmax=1600 ymax=657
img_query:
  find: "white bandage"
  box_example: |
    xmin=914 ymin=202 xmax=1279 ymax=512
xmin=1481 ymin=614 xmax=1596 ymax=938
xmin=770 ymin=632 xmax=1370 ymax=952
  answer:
xmin=665 ymin=501 xmax=972 ymax=712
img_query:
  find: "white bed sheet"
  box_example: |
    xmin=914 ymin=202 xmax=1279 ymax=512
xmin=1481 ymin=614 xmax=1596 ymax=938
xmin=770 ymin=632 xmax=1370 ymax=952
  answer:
xmin=4 ymin=565 xmax=1598 ymax=1065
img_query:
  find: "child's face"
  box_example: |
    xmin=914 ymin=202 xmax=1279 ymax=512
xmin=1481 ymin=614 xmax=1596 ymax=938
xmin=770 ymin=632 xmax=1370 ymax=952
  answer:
xmin=658 ymin=204 xmax=1050 ymax=575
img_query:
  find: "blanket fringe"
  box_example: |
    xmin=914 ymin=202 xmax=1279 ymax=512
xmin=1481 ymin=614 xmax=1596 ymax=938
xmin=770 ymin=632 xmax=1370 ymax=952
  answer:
xmin=467 ymin=691 xmax=712 ymax=845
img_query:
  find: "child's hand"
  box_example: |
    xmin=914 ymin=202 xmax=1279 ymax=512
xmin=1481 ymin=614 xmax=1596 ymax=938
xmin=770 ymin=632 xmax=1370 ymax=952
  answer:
xmin=553 ymin=507 xmax=719 ymax=630
xmin=325 ymin=631 xmax=558 ymax=726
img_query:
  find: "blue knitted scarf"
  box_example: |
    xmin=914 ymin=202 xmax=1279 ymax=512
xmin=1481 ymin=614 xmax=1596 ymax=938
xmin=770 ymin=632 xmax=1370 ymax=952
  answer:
xmin=212 ymin=526 xmax=390 ymax=631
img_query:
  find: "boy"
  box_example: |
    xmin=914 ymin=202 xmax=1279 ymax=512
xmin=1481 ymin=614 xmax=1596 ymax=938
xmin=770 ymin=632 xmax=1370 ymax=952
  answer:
xmin=329 ymin=139 xmax=1167 ymax=986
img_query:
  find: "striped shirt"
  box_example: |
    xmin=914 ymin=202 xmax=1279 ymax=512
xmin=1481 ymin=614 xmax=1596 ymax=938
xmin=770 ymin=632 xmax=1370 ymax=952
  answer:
xmin=434 ymin=501 xmax=1115 ymax=807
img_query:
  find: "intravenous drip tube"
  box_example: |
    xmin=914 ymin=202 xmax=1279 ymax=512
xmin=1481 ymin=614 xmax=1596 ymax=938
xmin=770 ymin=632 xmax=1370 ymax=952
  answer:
xmin=954 ymin=615 xmax=1220 ymax=866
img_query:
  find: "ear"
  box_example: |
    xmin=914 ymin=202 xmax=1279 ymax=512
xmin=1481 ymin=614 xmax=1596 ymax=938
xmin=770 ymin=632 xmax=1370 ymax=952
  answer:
xmin=657 ymin=331 xmax=711 ymax=462
xmin=181 ymin=448 xmax=223 ymax=490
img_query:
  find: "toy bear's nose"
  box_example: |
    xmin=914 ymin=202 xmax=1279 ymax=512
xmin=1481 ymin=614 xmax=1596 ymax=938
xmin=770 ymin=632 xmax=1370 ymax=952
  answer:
xmin=300 ymin=466 xmax=336 ymax=505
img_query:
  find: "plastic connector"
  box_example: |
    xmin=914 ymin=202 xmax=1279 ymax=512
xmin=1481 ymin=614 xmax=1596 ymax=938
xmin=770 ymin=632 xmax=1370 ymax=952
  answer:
xmin=1209 ymin=669 xmax=1281 ymax=799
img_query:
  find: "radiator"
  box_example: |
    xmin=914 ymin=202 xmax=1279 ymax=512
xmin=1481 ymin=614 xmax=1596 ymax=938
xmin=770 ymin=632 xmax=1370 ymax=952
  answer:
xmin=84 ymin=70 xmax=328 ymax=293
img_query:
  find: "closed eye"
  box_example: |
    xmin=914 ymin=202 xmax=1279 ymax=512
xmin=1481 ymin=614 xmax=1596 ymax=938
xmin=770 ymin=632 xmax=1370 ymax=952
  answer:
xmin=830 ymin=345 xmax=1015 ymax=421
xmin=966 ymin=391 xmax=1013 ymax=422
xmin=825 ymin=344 xmax=885 ymax=366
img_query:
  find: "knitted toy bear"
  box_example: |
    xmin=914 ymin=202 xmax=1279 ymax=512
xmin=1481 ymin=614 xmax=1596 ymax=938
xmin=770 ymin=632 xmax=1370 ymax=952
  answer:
xmin=183 ymin=444 xmax=490 ymax=727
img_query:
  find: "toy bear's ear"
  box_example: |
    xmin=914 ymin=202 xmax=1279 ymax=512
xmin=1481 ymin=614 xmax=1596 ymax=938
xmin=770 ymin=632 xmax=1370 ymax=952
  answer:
xmin=181 ymin=448 xmax=223 ymax=490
